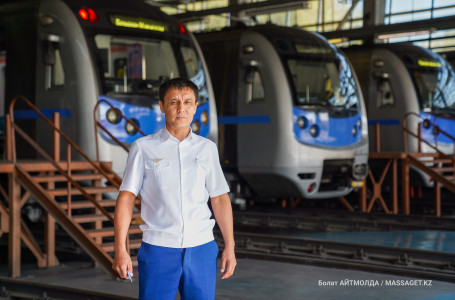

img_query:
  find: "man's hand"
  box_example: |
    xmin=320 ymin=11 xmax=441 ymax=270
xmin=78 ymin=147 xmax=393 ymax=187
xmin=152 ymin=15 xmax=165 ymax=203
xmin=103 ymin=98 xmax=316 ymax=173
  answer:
xmin=112 ymin=249 xmax=133 ymax=280
xmin=220 ymin=246 xmax=236 ymax=279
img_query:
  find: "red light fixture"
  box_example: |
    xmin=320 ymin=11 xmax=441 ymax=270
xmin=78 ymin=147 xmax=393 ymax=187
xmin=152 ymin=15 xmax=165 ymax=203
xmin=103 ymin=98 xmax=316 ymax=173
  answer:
xmin=308 ymin=183 xmax=316 ymax=193
xmin=79 ymin=7 xmax=99 ymax=23
xmin=178 ymin=23 xmax=187 ymax=35
xmin=79 ymin=8 xmax=88 ymax=20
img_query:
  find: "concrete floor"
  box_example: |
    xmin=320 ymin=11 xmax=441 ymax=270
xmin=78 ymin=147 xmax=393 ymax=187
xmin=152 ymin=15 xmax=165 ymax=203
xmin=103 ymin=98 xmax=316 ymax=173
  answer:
xmin=2 ymin=258 xmax=455 ymax=300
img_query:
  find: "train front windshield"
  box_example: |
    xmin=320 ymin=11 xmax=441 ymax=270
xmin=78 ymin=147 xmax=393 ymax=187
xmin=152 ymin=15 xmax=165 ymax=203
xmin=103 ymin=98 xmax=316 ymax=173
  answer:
xmin=94 ymin=34 xmax=209 ymax=104
xmin=284 ymin=45 xmax=360 ymax=112
xmin=412 ymin=58 xmax=455 ymax=112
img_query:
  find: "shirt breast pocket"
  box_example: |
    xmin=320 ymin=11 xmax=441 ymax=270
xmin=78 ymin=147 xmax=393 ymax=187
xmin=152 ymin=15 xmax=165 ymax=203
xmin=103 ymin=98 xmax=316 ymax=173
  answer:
xmin=145 ymin=159 xmax=171 ymax=189
xmin=194 ymin=158 xmax=209 ymax=186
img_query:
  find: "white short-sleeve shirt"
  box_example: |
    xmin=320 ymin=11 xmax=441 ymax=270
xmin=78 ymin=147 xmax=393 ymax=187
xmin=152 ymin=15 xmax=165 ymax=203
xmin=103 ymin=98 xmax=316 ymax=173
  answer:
xmin=119 ymin=128 xmax=230 ymax=248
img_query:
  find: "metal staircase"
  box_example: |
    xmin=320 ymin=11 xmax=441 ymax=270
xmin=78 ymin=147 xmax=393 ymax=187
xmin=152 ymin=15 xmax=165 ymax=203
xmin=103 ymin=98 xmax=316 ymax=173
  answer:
xmin=403 ymin=112 xmax=455 ymax=216
xmin=2 ymin=96 xmax=142 ymax=278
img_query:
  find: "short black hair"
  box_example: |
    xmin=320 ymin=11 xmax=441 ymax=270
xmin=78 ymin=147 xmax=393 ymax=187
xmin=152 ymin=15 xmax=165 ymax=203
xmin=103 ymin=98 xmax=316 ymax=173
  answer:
xmin=159 ymin=78 xmax=198 ymax=103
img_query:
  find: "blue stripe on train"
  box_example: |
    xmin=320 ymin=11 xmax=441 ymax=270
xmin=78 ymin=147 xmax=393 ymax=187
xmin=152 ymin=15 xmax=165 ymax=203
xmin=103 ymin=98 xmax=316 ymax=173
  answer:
xmin=368 ymin=119 xmax=400 ymax=126
xmin=218 ymin=115 xmax=271 ymax=125
xmin=13 ymin=108 xmax=72 ymax=119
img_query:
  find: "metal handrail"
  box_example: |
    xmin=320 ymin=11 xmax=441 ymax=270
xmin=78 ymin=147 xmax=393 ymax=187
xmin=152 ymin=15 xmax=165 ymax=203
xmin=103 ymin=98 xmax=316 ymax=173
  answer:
xmin=9 ymin=96 xmax=118 ymax=223
xmin=402 ymin=112 xmax=452 ymax=160
xmin=93 ymin=99 xmax=146 ymax=161
xmin=431 ymin=113 xmax=455 ymax=148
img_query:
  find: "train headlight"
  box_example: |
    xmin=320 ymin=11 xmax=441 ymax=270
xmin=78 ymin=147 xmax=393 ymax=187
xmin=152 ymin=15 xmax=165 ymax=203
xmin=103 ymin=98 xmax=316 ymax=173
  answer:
xmin=423 ymin=119 xmax=431 ymax=129
xmin=352 ymin=125 xmax=357 ymax=137
xmin=309 ymin=125 xmax=319 ymax=137
xmin=106 ymin=108 xmax=121 ymax=124
xmin=125 ymin=119 xmax=139 ymax=135
xmin=192 ymin=120 xmax=201 ymax=134
xmin=354 ymin=164 xmax=367 ymax=177
xmin=201 ymin=111 xmax=209 ymax=125
xmin=357 ymin=118 xmax=361 ymax=129
xmin=297 ymin=116 xmax=307 ymax=129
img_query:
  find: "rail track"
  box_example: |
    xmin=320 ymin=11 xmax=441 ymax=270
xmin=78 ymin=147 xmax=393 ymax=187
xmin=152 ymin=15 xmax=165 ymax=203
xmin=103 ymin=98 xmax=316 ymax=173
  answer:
xmin=0 ymin=277 xmax=135 ymax=300
xmin=212 ymin=210 xmax=455 ymax=283
xmin=215 ymin=230 xmax=455 ymax=283
xmin=232 ymin=209 xmax=455 ymax=232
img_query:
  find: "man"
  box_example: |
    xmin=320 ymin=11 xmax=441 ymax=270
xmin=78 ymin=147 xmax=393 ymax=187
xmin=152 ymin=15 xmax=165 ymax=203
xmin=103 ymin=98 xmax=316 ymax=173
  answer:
xmin=112 ymin=78 xmax=236 ymax=300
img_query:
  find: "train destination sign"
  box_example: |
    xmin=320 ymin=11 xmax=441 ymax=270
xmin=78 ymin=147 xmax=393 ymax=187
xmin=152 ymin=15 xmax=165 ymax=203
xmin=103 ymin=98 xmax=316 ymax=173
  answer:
xmin=417 ymin=59 xmax=441 ymax=68
xmin=110 ymin=15 xmax=167 ymax=32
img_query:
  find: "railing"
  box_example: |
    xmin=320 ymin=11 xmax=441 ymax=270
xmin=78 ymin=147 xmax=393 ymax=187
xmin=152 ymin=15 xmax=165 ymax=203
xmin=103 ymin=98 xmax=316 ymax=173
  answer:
xmin=431 ymin=112 xmax=455 ymax=151
xmin=93 ymin=99 xmax=146 ymax=161
xmin=402 ymin=112 xmax=453 ymax=160
xmin=8 ymin=96 xmax=119 ymax=222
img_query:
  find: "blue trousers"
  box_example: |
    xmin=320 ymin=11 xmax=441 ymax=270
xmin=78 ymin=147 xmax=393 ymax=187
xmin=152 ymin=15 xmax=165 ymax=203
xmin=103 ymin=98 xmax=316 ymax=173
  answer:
xmin=137 ymin=240 xmax=218 ymax=300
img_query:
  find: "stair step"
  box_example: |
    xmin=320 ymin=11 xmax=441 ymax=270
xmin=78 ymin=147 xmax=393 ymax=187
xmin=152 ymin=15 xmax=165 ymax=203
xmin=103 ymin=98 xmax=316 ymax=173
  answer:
xmin=431 ymin=159 xmax=454 ymax=164
xmin=16 ymin=160 xmax=112 ymax=172
xmin=101 ymin=239 xmax=142 ymax=252
xmin=431 ymin=167 xmax=455 ymax=173
xmin=59 ymin=198 xmax=140 ymax=209
xmin=87 ymin=225 xmax=141 ymax=238
xmin=409 ymin=153 xmax=438 ymax=158
xmin=73 ymin=212 xmax=141 ymax=223
xmin=33 ymin=173 xmax=113 ymax=183
xmin=47 ymin=186 xmax=118 ymax=196
xmin=60 ymin=199 xmax=117 ymax=209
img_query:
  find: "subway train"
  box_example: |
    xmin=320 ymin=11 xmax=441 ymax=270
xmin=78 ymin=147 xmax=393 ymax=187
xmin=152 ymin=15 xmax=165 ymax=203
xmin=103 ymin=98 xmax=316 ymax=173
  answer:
xmin=342 ymin=43 xmax=455 ymax=186
xmin=0 ymin=0 xmax=217 ymax=174
xmin=196 ymin=25 xmax=369 ymax=200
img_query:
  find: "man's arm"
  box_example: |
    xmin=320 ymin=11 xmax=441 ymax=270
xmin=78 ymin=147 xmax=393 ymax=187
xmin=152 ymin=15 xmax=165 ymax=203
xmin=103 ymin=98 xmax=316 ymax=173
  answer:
xmin=210 ymin=193 xmax=236 ymax=279
xmin=112 ymin=190 xmax=137 ymax=279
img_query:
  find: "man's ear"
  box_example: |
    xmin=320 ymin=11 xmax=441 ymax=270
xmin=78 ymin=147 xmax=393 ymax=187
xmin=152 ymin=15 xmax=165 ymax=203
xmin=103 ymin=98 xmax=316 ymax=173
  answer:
xmin=159 ymin=100 xmax=164 ymax=113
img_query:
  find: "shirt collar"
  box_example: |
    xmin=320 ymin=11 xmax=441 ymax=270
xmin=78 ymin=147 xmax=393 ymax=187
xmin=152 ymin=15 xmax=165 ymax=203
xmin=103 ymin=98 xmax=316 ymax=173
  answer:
xmin=159 ymin=127 xmax=194 ymax=143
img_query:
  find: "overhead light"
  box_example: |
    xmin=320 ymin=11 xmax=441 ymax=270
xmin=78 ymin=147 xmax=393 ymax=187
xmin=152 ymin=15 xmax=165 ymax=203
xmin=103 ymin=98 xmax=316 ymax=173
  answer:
xmin=376 ymin=29 xmax=432 ymax=40
xmin=328 ymin=38 xmax=347 ymax=44
xmin=243 ymin=1 xmax=310 ymax=17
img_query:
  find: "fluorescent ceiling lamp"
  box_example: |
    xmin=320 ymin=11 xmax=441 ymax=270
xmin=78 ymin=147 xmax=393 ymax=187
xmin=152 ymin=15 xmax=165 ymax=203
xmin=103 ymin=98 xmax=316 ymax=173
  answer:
xmin=376 ymin=29 xmax=432 ymax=40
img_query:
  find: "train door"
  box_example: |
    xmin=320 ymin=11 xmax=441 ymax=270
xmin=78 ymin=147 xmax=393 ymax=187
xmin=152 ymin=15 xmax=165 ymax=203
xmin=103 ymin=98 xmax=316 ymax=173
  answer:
xmin=35 ymin=0 xmax=99 ymax=159
xmin=237 ymin=31 xmax=276 ymax=170
xmin=368 ymin=48 xmax=417 ymax=152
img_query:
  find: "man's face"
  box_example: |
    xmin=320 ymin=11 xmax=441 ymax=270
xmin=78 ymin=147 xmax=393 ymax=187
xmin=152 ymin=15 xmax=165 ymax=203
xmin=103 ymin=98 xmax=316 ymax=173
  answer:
xmin=159 ymin=87 xmax=198 ymax=132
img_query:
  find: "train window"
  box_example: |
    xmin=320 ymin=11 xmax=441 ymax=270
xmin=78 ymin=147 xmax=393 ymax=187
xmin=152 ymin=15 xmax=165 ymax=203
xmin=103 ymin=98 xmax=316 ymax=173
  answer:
xmin=412 ymin=65 xmax=455 ymax=110
xmin=377 ymin=79 xmax=394 ymax=108
xmin=287 ymin=58 xmax=359 ymax=109
xmin=94 ymin=34 xmax=180 ymax=94
xmin=43 ymin=41 xmax=65 ymax=90
xmin=252 ymin=71 xmax=264 ymax=102
xmin=53 ymin=49 xmax=65 ymax=86
xmin=245 ymin=67 xmax=264 ymax=103
xmin=180 ymin=46 xmax=210 ymax=105
xmin=181 ymin=46 xmax=198 ymax=78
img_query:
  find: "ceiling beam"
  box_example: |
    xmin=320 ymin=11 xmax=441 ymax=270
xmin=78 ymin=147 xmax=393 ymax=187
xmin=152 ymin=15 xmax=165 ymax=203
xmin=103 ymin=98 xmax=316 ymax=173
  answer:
xmin=322 ymin=15 xmax=455 ymax=41
xmin=173 ymin=0 xmax=312 ymax=21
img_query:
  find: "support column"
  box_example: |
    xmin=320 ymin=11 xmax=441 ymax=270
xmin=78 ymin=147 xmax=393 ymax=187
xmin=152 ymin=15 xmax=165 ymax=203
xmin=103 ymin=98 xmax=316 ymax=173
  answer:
xmin=363 ymin=0 xmax=386 ymax=42
xmin=401 ymin=158 xmax=410 ymax=215
xmin=433 ymin=181 xmax=441 ymax=217
xmin=44 ymin=112 xmax=61 ymax=268
xmin=9 ymin=171 xmax=21 ymax=278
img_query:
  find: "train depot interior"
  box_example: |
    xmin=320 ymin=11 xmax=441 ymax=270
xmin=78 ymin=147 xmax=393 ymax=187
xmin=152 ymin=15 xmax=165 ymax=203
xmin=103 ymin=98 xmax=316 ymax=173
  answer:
xmin=1 ymin=0 xmax=455 ymax=299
